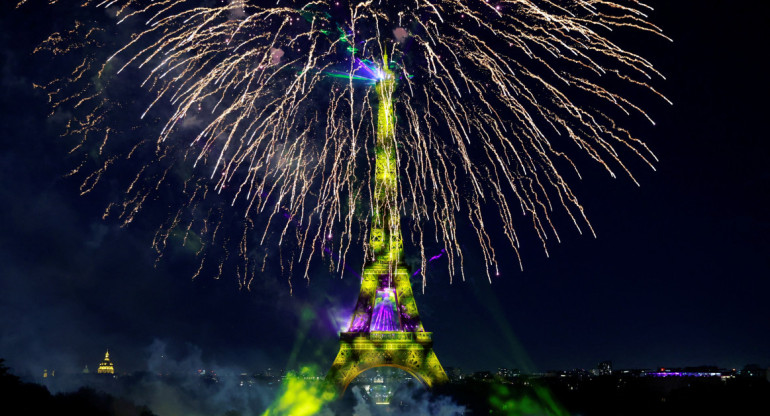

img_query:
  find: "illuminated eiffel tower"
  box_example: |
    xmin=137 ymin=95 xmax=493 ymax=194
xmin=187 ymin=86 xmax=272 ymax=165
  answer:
xmin=326 ymin=60 xmax=448 ymax=393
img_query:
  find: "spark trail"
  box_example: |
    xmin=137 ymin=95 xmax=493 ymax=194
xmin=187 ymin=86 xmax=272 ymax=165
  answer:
xmin=26 ymin=0 xmax=670 ymax=290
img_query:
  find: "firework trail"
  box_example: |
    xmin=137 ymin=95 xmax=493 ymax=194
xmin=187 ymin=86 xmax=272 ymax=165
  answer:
xmin=24 ymin=0 xmax=670 ymax=290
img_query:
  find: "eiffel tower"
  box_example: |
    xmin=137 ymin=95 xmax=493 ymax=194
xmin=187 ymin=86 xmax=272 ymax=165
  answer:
xmin=326 ymin=60 xmax=448 ymax=393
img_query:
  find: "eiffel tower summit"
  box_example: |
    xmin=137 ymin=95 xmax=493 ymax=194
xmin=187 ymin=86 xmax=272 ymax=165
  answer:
xmin=326 ymin=59 xmax=448 ymax=393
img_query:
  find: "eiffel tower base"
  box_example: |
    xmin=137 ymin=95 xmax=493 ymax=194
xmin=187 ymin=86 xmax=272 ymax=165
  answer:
xmin=326 ymin=331 xmax=448 ymax=393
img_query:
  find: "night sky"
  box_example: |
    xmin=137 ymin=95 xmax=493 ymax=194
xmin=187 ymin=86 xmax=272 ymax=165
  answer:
xmin=1 ymin=1 xmax=768 ymax=381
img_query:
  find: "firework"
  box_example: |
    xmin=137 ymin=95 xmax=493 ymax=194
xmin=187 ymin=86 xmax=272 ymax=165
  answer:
xmin=25 ymin=0 xmax=670 ymax=289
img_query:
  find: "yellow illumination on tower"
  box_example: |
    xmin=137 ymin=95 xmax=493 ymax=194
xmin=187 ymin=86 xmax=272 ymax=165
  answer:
xmin=97 ymin=350 xmax=115 ymax=375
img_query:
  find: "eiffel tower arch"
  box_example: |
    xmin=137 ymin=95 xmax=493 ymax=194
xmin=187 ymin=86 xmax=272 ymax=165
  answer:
xmin=325 ymin=60 xmax=448 ymax=394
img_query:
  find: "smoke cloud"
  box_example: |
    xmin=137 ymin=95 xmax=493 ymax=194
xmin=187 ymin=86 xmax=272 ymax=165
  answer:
xmin=228 ymin=0 xmax=247 ymax=20
xmin=270 ymin=48 xmax=285 ymax=65
xmin=393 ymin=28 xmax=409 ymax=43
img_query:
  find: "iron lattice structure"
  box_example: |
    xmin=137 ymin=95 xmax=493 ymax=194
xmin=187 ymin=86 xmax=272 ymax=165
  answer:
xmin=326 ymin=62 xmax=448 ymax=393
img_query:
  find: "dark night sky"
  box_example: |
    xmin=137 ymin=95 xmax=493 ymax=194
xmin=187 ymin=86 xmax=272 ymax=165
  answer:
xmin=0 ymin=1 xmax=768 ymax=380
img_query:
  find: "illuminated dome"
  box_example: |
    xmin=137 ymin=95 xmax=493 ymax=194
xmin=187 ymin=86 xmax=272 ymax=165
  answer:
xmin=97 ymin=350 xmax=115 ymax=375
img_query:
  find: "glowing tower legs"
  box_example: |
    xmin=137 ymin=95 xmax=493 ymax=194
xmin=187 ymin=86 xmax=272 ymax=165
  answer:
xmin=325 ymin=64 xmax=448 ymax=393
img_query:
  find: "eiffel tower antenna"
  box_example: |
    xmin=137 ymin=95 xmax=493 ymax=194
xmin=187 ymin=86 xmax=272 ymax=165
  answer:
xmin=326 ymin=59 xmax=448 ymax=393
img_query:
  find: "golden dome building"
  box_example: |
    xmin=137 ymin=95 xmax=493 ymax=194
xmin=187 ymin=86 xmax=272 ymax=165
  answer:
xmin=97 ymin=350 xmax=115 ymax=375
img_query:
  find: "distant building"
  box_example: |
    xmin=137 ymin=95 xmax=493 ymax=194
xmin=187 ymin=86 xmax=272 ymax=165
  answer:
xmin=739 ymin=364 xmax=764 ymax=378
xmin=644 ymin=366 xmax=727 ymax=378
xmin=496 ymin=368 xmax=520 ymax=379
xmin=97 ymin=350 xmax=115 ymax=375
xmin=471 ymin=371 xmax=493 ymax=381
xmin=197 ymin=369 xmax=219 ymax=384
xmin=598 ymin=361 xmax=612 ymax=376
xmin=82 ymin=365 xmax=90 ymax=374
xmin=373 ymin=371 xmax=384 ymax=384
xmin=443 ymin=367 xmax=464 ymax=382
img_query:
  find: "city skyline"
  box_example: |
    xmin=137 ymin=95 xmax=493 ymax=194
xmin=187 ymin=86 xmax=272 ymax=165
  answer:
xmin=28 ymin=347 xmax=769 ymax=380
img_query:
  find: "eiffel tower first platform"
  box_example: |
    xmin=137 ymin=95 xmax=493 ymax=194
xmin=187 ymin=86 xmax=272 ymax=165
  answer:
xmin=325 ymin=60 xmax=448 ymax=393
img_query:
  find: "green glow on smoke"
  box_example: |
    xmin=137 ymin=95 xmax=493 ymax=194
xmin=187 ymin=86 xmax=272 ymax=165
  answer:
xmin=261 ymin=366 xmax=336 ymax=416
xmin=490 ymin=383 xmax=569 ymax=416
